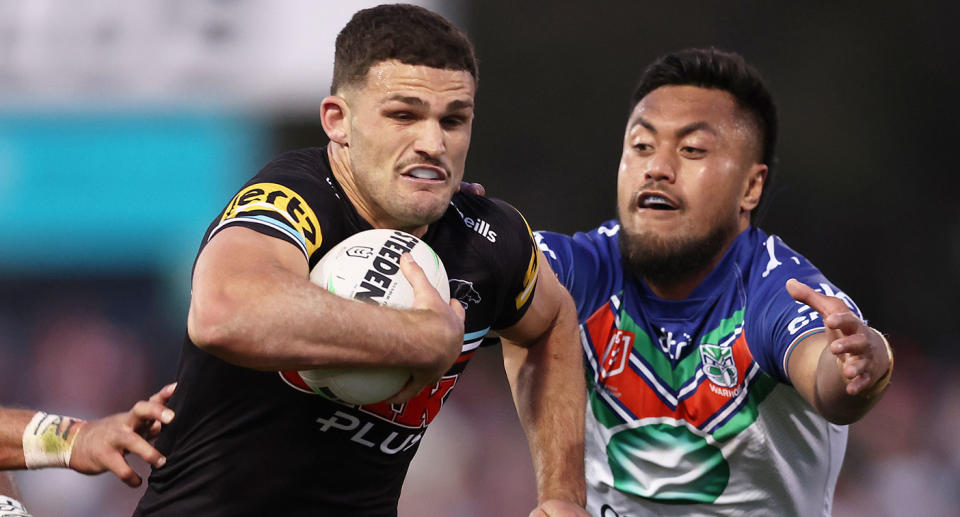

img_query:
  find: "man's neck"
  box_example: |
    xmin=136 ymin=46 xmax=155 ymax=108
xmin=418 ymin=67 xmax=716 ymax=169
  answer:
xmin=643 ymin=222 xmax=749 ymax=300
xmin=643 ymin=261 xmax=718 ymax=301
xmin=326 ymin=145 xmax=428 ymax=238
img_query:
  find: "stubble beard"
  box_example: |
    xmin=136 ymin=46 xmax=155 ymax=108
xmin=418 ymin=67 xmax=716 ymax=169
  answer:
xmin=349 ymin=149 xmax=452 ymax=231
xmin=618 ymin=217 xmax=738 ymax=291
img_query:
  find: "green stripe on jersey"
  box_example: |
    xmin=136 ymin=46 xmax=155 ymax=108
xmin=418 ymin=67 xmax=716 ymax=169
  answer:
xmin=607 ymin=422 xmax=729 ymax=503
xmin=700 ymin=309 xmax=745 ymax=346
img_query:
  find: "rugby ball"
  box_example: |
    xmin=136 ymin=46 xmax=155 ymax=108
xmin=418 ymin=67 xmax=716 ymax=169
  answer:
xmin=284 ymin=229 xmax=449 ymax=405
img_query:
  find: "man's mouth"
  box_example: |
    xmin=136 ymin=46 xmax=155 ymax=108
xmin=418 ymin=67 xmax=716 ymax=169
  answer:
xmin=637 ymin=192 xmax=678 ymax=210
xmin=402 ymin=166 xmax=447 ymax=181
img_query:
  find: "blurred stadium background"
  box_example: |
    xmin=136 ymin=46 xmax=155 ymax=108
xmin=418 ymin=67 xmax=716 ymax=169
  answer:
xmin=1 ymin=1 xmax=957 ymax=515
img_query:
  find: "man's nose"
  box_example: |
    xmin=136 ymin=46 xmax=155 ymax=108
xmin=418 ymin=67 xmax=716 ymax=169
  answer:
xmin=643 ymin=149 xmax=678 ymax=183
xmin=413 ymin=120 xmax=446 ymax=157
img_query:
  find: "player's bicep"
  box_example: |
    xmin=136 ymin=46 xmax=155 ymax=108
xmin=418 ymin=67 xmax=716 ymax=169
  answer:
xmin=189 ymin=226 xmax=308 ymax=345
xmin=197 ymin=225 xmax=309 ymax=281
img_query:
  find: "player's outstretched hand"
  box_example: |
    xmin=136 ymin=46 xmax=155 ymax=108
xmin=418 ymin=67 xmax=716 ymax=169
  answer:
xmin=528 ymin=499 xmax=591 ymax=517
xmin=387 ymin=254 xmax=465 ymax=404
xmin=69 ymin=382 xmax=177 ymax=487
xmin=785 ymin=279 xmax=891 ymax=395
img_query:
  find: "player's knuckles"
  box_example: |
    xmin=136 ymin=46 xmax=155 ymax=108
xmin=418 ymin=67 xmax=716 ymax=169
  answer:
xmin=835 ymin=334 xmax=868 ymax=352
xmin=131 ymin=400 xmax=158 ymax=418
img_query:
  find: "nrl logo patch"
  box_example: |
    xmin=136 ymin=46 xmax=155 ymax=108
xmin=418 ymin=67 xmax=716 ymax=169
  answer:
xmin=599 ymin=329 xmax=633 ymax=382
xmin=700 ymin=344 xmax=737 ymax=388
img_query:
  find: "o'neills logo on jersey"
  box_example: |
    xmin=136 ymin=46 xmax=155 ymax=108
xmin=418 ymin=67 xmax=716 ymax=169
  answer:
xmin=462 ymin=216 xmax=497 ymax=242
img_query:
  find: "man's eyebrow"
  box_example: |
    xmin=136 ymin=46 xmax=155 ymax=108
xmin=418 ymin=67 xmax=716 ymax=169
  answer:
xmin=631 ymin=116 xmax=657 ymax=134
xmin=676 ymin=121 xmax=716 ymax=138
xmin=380 ymin=96 xmax=473 ymax=112
xmin=446 ymin=99 xmax=474 ymax=111
xmin=629 ymin=117 xmax=716 ymax=138
xmin=382 ymin=95 xmax=428 ymax=107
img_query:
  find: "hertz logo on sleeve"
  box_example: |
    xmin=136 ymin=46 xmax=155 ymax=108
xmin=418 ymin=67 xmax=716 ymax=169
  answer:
xmin=217 ymin=183 xmax=323 ymax=257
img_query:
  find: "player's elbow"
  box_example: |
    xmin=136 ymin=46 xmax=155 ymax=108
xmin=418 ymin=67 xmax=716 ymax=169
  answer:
xmin=812 ymin=389 xmax=874 ymax=425
xmin=187 ymin=291 xmax=246 ymax=358
xmin=817 ymin=406 xmax=861 ymax=426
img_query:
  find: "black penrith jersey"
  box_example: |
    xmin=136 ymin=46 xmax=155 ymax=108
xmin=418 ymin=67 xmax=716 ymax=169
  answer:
xmin=134 ymin=147 xmax=539 ymax=516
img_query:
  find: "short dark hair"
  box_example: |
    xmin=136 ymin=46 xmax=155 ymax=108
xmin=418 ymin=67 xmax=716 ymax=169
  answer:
xmin=331 ymin=4 xmax=478 ymax=94
xmin=631 ymin=48 xmax=778 ymax=223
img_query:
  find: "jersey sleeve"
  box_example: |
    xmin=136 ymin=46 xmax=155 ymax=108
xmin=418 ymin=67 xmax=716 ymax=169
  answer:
xmin=208 ymin=150 xmax=332 ymax=263
xmin=745 ymin=235 xmax=864 ymax=384
xmin=535 ymin=223 xmax=621 ymax=322
xmin=487 ymin=199 xmax=541 ymax=330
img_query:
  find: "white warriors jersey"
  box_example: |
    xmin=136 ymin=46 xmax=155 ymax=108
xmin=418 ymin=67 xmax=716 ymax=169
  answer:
xmin=537 ymin=224 xmax=861 ymax=516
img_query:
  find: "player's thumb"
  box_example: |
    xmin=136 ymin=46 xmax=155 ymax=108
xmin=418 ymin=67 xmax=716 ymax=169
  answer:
xmin=400 ymin=253 xmax=436 ymax=298
xmin=448 ymin=298 xmax=466 ymax=322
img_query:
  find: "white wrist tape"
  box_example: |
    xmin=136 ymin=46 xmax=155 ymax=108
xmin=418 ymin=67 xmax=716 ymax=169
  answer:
xmin=21 ymin=412 xmax=84 ymax=469
xmin=0 ymin=496 xmax=32 ymax=517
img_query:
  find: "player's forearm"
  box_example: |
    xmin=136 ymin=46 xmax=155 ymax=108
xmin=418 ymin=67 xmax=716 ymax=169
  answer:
xmin=0 ymin=472 xmax=23 ymax=500
xmin=503 ymin=302 xmax=587 ymax=506
xmin=188 ymin=265 xmax=440 ymax=372
xmin=812 ymin=343 xmax=890 ymax=425
xmin=0 ymin=410 xmax=32 ymax=470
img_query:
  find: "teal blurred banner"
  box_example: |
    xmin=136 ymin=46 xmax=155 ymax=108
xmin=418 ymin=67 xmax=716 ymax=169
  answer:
xmin=0 ymin=113 xmax=266 ymax=273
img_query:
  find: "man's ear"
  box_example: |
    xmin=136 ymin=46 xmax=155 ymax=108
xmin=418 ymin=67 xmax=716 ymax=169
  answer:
xmin=741 ymin=163 xmax=767 ymax=213
xmin=320 ymin=95 xmax=349 ymax=145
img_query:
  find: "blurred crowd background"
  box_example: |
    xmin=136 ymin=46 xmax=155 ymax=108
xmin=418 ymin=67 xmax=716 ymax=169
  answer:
xmin=1 ymin=1 xmax=956 ymax=515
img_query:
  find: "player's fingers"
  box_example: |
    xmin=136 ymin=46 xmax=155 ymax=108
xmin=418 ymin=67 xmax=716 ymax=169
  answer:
xmin=103 ymin=453 xmax=142 ymax=487
xmin=785 ymin=279 xmax=847 ymax=319
xmin=846 ymin=371 xmax=875 ymax=395
xmin=399 ymin=253 xmax=438 ymax=301
xmin=385 ymin=376 xmax=425 ymax=405
xmin=121 ymin=433 xmax=167 ymax=469
xmin=146 ymin=420 xmax=163 ymax=439
xmin=840 ymin=354 xmax=869 ymax=380
xmin=830 ymin=333 xmax=870 ymax=356
xmin=148 ymin=382 xmax=177 ymax=405
xmin=529 ymin=510 xmax=549 ymax=517
xmin=464 ymin=182 xmax=486 ymax=196
xmin=129 ymin=400 xmax=175 ymax=426
xmin=823 ymin=311 xmax=862 ymax=335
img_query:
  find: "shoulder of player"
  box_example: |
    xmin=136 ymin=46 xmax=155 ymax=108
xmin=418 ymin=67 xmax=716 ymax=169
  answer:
xmin=535 ymin=220 xmax=620 ymax=259
xmin=739 ymin=228 xmax=865 ymax=321
xmin=742 ymin=228 xmax=825 ymax=282
xmin=234 ymin=147 xmax=349 ymax=213
xmin=247 ymin=147 xmax=334 ymax=190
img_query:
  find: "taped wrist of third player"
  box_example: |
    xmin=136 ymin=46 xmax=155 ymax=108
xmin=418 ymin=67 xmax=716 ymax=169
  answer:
xmin=21 ymin=412 xmax=85 ymax=469
xmin=0 ymin=495 xmax=33 ymax=517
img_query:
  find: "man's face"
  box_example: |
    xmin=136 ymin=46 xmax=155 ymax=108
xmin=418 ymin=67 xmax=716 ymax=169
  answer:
xmin=340 ymin=60 xmax=475 ymax=231
xmin=617 ymin=85 xmax=765 ymax=283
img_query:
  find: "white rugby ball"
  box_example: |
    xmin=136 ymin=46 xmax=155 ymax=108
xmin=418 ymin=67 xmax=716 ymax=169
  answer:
xmin=289 ymin=229 xmax=449 ymax=405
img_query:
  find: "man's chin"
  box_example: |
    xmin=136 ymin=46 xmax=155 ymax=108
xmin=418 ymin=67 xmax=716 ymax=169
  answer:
xmin=394 ymin=200 xmax=449 ymax=229
xmin=618 ymin=224 xmax=734 ymax=287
